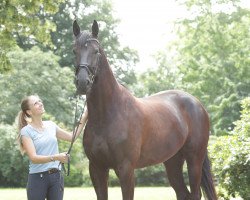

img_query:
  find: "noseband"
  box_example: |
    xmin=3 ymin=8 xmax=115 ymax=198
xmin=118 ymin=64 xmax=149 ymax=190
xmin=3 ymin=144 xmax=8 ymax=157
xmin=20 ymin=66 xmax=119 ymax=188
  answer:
xmin=76 ymin=37 xmax=101 ymax=91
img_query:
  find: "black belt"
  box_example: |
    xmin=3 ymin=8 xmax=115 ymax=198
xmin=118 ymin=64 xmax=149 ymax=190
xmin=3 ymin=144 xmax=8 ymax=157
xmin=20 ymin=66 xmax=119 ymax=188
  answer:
xmin=38 ymin=168 xmax=59 ymax=175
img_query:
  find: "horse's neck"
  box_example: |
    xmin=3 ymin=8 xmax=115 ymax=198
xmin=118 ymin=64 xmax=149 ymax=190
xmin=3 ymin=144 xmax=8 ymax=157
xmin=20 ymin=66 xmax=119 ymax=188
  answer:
xmin=87 ymin=49 xmax=121 ymax=118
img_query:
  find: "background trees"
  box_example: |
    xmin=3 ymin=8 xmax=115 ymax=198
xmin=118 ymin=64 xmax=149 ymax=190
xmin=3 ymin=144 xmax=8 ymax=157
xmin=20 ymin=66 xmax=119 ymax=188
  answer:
xmin=0 ymin=0 xmax=138 ymax=187
xmin=0 ymin=47 xmax=75 ymax=125
xmin=0 ymin=0 xmax=249 ymax=198
xmin=0 ymin=0 xmax=64 ymax=73
xmin=0 ymin=124 xmax=28 ymax=186
xmin=134 ymin=0 xmax=250 ymax=136
xmin=209 ymin=97 xmax=250 ymax=199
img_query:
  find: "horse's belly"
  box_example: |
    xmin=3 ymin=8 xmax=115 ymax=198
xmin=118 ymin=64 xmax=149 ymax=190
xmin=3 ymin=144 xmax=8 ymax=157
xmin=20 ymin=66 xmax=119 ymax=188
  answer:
xmin=136 ymin=129 xmax=187 ymax=168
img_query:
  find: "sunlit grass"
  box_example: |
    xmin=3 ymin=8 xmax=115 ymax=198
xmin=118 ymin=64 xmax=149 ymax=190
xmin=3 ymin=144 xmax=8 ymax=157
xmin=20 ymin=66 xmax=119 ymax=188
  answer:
xmin=0 ymin=187 xmax=177 ymax=200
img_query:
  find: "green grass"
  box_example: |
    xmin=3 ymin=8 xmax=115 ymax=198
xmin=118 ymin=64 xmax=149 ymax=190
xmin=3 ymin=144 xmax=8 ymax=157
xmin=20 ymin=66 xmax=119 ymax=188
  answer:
xmin=0 ymin=187 xmax=177 ymax=200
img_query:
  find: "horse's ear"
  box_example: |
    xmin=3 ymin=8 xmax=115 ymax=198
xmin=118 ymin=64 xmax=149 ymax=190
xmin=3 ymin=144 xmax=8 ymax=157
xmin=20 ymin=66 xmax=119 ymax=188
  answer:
xmin=73 ymin=20 xmax=80 ymax=37
xmin=92 ymin=20 xmax=99 ymax=38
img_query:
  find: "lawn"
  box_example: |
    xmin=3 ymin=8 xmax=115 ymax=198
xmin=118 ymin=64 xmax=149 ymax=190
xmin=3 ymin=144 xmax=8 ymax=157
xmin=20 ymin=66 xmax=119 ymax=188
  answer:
xmin=0 ymin=187 xmax=177 ymax=200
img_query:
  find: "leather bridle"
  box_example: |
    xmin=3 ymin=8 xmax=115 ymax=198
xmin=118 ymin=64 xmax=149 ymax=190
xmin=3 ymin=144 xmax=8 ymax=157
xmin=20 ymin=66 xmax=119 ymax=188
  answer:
xmin=63 ymin=37 xmax=101 ymax=175
xmin=75 ymin=37 xmax=101 ymax=93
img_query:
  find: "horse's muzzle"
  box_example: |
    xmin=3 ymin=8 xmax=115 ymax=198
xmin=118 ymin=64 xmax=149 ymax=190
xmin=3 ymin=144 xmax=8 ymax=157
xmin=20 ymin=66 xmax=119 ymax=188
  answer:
xmin=75 ymin=67 xmax=91 ymax=95
xmin=75 ymin=81 xmax=90 ymax=95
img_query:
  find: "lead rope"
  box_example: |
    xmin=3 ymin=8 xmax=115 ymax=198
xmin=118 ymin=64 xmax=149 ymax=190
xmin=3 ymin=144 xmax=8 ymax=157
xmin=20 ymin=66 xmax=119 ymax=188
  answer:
xmin=60 ymin=96 xmax=87 ymax=176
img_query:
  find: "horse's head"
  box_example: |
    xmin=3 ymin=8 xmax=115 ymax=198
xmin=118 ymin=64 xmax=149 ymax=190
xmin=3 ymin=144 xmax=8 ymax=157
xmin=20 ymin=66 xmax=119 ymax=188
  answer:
xmin=73 ymin=20 xmax=100 ymax=95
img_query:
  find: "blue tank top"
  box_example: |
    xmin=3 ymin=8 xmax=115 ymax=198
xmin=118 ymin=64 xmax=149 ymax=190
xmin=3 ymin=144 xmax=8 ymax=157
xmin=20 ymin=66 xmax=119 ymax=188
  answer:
xmin=21 ymin=121 xmax=61 ymax=174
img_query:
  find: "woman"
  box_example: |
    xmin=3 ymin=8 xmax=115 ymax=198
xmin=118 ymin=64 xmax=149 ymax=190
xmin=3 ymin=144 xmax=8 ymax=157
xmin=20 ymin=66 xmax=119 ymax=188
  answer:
xmin=17 ymin=94 xmax=87 ymax=200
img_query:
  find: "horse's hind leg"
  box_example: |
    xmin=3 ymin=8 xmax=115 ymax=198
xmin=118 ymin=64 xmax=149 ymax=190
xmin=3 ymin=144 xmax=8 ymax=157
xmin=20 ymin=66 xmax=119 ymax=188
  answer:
xmin=89 ymin=162 xmax=109 ymax=200
xmin=185 ymin=146 xmax=207 ymax=200
xmin=186 ymin=155 xmax=203 ymax=200
xmin=164 ymin=152 xmax=190 ymax=200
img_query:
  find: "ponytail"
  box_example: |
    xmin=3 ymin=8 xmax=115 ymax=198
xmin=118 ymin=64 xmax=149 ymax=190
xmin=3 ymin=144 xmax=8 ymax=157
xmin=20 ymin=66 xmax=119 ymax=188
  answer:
xmin=18 ymin=111 xmax=27 ymax=133
xmin=17 ymin=111 xmax=29 ymax=154
xmin=17 ymin=95 xmax=34 ymax=155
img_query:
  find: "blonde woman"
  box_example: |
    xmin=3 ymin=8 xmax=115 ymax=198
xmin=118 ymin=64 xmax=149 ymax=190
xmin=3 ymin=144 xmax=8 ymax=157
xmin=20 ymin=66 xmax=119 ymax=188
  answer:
xmin=17 ymin=95 xmax=87 ymax=200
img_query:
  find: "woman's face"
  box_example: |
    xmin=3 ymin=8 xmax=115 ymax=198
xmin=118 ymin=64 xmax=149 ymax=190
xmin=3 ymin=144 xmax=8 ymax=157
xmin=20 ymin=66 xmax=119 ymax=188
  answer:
xmin=26 ymin=96 xmax=45 ymax=117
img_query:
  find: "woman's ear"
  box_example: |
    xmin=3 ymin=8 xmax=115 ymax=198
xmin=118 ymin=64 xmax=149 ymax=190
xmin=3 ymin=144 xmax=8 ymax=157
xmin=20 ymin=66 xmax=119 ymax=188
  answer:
xmin=26 ymin=110 xmax=32 ymax=117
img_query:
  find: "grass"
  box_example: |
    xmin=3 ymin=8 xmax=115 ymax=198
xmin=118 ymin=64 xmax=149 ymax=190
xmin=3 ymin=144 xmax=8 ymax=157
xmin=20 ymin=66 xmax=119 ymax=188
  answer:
xmin=0 ymin=187 xmax=177 ymax=200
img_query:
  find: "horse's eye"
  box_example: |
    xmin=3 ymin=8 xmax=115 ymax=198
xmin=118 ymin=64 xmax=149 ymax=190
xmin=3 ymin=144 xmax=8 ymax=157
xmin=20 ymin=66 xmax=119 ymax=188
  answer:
xmin=95 ymin=49 xmax=99 ymax=54
xmin=73 ymin=49 xmax=76 ymax=55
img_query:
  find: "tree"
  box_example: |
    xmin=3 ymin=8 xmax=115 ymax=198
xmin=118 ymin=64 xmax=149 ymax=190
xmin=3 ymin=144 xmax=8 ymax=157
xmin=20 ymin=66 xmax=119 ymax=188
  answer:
xmin=138 ymin=0 xmax=250 ymax=135
xmin=0 ymin=0 xmax=64 ymax=73
xmin=0 ymin=47 xmax=75 ymax=126
xmin=209 ymin=97 xmax=250 ymax=199
xmin=15 ymin=0 xmax=139 ymax=86
xmin=133 ymin=50 xmax=182 ymax=97
xmin=0 ymin=124 xmax=29 ymax=186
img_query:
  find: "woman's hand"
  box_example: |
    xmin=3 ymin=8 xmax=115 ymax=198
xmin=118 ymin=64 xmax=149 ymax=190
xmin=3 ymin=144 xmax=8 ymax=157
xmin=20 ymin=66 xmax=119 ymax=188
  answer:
xmin=54 ymin=152 xmax=70 ymax=163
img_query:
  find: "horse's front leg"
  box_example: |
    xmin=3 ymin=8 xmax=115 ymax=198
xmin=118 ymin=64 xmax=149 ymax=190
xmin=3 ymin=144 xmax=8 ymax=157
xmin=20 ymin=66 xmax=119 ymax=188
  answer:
xmin=89 ymin=162 xmax=109 ymax=200
xmin=115 ymin=161 xmax=135 ymax=200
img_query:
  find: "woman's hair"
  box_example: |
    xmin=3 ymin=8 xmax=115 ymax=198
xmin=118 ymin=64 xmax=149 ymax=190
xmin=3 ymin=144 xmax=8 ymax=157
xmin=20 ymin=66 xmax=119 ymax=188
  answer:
xmin=17 ymin=95 xmax=37 ymax=154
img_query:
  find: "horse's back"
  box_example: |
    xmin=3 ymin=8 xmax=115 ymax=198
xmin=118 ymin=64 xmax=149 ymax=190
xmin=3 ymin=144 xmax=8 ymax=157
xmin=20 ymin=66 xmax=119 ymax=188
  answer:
xmin=133 ymin=90 xmax=210 ymax=167
xmin=140 ymin=90 xmax=209 ymax=124
xmin=144 ymin=90 xmax=209 ymax=138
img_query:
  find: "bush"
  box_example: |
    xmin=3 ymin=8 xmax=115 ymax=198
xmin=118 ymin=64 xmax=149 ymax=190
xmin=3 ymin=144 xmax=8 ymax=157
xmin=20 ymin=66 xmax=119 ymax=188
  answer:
xmin=0 ymin=124 xmax=29 ymax=187
xmin=209 ymin=98 xmax=250 ymax=199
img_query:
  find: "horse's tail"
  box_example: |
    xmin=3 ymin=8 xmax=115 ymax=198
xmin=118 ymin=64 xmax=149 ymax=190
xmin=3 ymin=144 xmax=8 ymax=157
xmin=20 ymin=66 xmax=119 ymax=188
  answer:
xmin=201 ymin=151 xmax=217 ymax=200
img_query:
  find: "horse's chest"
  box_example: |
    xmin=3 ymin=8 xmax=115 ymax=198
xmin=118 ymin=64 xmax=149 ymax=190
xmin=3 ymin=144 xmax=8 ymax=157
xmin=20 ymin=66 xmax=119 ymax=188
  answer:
xmin=83 ymin=131 xmax=112 ymax=161
xmin=91 ymin=136 xmax=108 ymax=152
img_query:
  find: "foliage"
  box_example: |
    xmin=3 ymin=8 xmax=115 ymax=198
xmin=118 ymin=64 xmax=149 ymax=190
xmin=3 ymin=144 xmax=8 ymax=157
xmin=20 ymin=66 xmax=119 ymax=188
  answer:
xmin=108 ymin=164 xmax=173 ymax=187
xmin=0 ymin=124 xmax=29 ymax=187
xmin=0 ymin=0 xmax=64 ymax=73
xmin=135 ymin=165 xmax=168 ymax=186
xmin=209 ymin=97 xmax=250 ymax=199
xmin=133 ymin=51 xmax=182 ymax=97
xmin=0 ymin=47 xmax=75 ymax=126
xmin=1 ymin=0 xmax=138 ymax=86
xmin=15 ymin=0 xmax=139 ymax=86
xmin=135 ymin=0 xmax=250 ymax=135
xmin=172 ymin=0 xmax=250 ymax=135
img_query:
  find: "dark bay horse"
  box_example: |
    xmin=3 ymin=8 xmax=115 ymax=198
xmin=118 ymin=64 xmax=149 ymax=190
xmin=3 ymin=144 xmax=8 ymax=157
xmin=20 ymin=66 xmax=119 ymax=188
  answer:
xmin=73 ymin=20 xmax=217 ymax=200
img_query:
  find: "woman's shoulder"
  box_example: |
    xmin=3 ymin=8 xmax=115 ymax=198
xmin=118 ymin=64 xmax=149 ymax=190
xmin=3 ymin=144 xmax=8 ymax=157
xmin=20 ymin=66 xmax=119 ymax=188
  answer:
xmin=20 ymin=124 xmax=29 ymax=132
xmin=43 ymin=120 xmax=58 ymax=128
xmin=20 ymin=124 xmax=33 ymax=136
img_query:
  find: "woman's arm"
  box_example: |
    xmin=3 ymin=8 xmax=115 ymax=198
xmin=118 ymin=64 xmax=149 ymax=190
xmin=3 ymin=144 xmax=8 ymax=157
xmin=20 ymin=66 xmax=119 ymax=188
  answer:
xmin=56 ymin=109 xmax=88 ymax=142
xmin=22 ymin=136 xmax=69 ymax=164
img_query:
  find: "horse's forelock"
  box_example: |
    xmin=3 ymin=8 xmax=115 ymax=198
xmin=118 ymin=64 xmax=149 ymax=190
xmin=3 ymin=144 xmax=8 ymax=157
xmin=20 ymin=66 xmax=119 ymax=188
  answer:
xmin=75 ymin=31 xmax=91 ymax=47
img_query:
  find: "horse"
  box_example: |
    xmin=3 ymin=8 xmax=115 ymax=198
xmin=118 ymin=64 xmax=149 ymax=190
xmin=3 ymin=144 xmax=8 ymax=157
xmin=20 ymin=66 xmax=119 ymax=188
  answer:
xmin=72 ymin=20 xmax=217 ymax=200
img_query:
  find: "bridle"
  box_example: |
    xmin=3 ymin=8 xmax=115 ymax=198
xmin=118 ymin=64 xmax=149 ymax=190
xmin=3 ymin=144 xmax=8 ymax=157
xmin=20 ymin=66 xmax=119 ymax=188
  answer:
xmin=63 ymin=37 xmax=101 ymax=175
xmin=75 ymin=37 xmax=101 ymax=93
